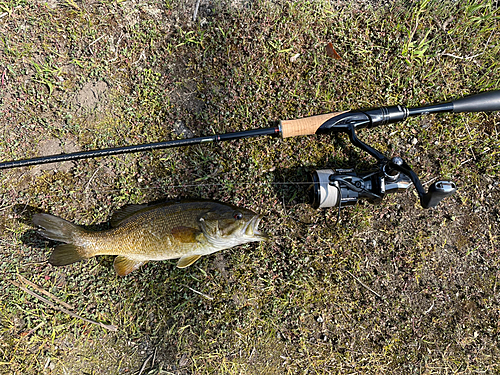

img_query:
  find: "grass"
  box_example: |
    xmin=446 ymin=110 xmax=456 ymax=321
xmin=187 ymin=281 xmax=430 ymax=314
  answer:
xmin=0 ymin=0 xmax=499 ymax=373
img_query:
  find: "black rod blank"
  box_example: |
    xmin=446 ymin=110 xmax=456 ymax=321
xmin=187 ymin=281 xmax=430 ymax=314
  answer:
xmin=0 ymin=127 xmax=280 ymax=170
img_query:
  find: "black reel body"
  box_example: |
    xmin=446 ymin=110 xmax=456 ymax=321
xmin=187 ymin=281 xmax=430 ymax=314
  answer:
xmin=310 ymin=166 xmax=455 ymax=209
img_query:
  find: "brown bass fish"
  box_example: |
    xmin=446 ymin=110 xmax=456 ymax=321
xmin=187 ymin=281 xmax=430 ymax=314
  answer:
xmin=33 ymin=201 xmax=267 ymax=276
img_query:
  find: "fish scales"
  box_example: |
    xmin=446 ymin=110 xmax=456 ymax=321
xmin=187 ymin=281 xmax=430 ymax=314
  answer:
xmin=88 ymin=203 xmax=215 ymax=260
xmin=33 ymin=200 xmax=267 ymax=276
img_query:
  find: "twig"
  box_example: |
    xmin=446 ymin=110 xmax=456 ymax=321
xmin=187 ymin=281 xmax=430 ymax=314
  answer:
xmin=108 ymin=33 xmax=124 ymax=63
xmin=249 ymin=347 xmax=256 ymax=361
xmin=459 ymin=157 xmax=473 ymax=166
xmin=441 ymin=52 xmax=484 ymax=60
xmin=424 ymin=301 xmax=435 ymax=315
xmin=345 ymin=270 xmax=384 ymax=301
xmin=0 ymin=5 xmax=21 ymax=19
xmin=9 ymin=279 xmax=118 ymax=331
xmin=84 ymin=166 xmax=102 ymax=193
xmin=17 ymin=274 xmax=75 ymax=310
xmin=0 ymin=203 xmax=15 ymax=211
xmin=137 ymin=352 xmax=154 ymax=375
xmin=193 ymin=0 xmax=202 ymax=22
xmin=1 ymin=68 xmax=6 ymax=86
xmin=181 ymin=284 xmax=213 ymax=300
xmin=441 ymin=29 xmax=495 ymax=61
xmin=151 ymin=347 xmax=157 ymax=370
xmin=88 ymin=35 xmax=105 ymax=55
xmin=132 ymin=50 xmax=146 ymax=65
xmin=88 ymin=35 xmax=105 ymax=48
xmin=20 ymin=321 xmax=46 ymax=339
xmin=423 ymin=176 xmax=438 ymax=187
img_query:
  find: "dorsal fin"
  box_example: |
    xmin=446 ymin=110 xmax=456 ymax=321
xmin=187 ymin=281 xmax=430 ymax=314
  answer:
xmin=110 ymin=204 xmax=148 ymax=227
xmin=113 ymin=256 xmax=147 ymax=276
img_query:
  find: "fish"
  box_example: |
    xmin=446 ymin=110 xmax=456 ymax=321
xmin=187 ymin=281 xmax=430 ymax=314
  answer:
xmin=32 ymin=200 xmax=267 ymax=276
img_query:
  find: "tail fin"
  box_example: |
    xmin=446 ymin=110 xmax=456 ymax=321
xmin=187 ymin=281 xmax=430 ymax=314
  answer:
xmin=33 ymin=213 xmax=88 ymax=266
xmin=33 ymin=213 xmax=81 ymax=242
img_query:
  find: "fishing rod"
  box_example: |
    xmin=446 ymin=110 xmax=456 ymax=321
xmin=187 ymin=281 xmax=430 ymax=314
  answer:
xmin=2 ymin=90 xmax=500 ymax=209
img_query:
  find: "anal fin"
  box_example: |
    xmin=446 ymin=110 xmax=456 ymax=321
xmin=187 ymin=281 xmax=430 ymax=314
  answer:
xmin=114 ymin=256 xmax=148 ymax=276
xmin=176 ymin=255 xmax=202 ymax=268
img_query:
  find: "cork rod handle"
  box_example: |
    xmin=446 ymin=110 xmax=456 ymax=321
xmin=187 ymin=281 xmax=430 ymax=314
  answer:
xmin=280 ymin=111 xmax=347 ymax=138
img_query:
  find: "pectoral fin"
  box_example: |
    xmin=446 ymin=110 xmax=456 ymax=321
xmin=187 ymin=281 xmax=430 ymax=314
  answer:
xmin=171 ymin=226 xmax=200 ymax=243
xmin=176 ymin=255 xmax=202 ymax=268
xmin=114 ymin=256 xmax=148 ymax=276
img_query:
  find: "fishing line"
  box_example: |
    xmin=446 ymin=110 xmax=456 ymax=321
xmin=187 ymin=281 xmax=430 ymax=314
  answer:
xmin=1 ymin=180 xmax=314 ymax=202
xmin=85 ymin=180 xmax=313 ymax=193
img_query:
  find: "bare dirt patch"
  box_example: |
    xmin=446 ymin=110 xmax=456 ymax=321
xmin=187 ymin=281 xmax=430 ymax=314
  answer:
xmin=29 ymin=138 xmax=81 ymax=176
xmin=73 ymin=81 xmax=109 ymax=113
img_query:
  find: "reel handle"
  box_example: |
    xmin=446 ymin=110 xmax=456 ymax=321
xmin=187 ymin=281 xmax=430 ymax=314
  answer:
xmin=421 ymin=181 xmax=457 ymax=208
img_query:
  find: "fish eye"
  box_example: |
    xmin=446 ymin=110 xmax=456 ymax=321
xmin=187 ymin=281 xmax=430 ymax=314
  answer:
xmin=233 ymin=212 xmax=243 ymax=220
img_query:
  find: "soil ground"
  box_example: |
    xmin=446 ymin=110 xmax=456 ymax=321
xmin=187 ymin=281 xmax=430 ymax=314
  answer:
xmin=0 ymin=0 xmax=499 ymax=374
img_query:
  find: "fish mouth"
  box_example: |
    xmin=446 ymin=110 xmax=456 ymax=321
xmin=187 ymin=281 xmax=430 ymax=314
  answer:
xmin=244 ymin=214 xmax=268 ymax=240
